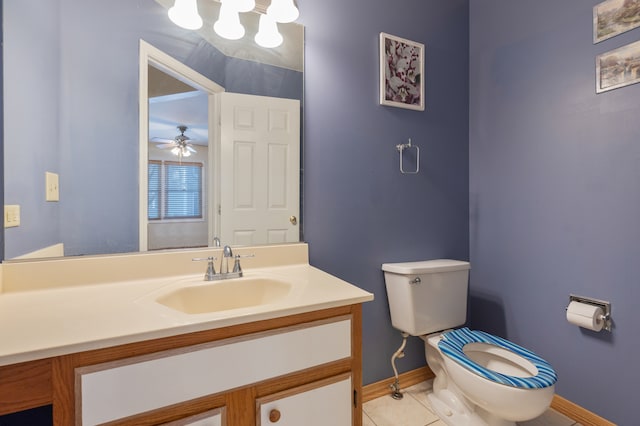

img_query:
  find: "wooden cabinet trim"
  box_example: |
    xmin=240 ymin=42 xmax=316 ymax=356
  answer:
xmin=160 ymin=407 xmax=226 ymax=426
xmin=52 ymin=355 xmax=76 ymax=426
xmin=256 ymin=372 xmax=352 ymax=409
xmin=98 ymin=394 xmax=227 ymax=426
xmin=0 ymin=358 xmax=52 ymax=415
xmin=351 ymin=304 xmax=363 ymax=417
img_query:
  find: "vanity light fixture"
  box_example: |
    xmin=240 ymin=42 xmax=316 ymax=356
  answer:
xmin=214 ymin=1 xmax=245 ymax=40
xmin=167 ymin=0 xmax=299 ymax=48
xmin=255 ymin=14 xmax=283 ymax=48
xmin=233 ymin=0 xmax=257 ymax=13
xmin=167 ymin=0 xmax=203 ymax=30
xmin=266 ymin=0 xmax=299 ymax=23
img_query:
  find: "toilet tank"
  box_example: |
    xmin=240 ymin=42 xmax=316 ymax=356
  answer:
xmin=382 ymin=259 xmax=470 ymax=336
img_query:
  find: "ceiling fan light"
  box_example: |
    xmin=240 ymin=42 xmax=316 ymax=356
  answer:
xmin=182 ymin=149 xmax=192 ymax=157
xmin=266 ymin=0 xmax=299 ymax=23
xmin=171 ymin=147 xmax=181 ymax=156
xmin=214 ymin=3 xmax=245 ymax=40
xmin=255 ymin=14 xmax=283 ymax=48
xmin=168 ymin=0 xmax=203 ymax=30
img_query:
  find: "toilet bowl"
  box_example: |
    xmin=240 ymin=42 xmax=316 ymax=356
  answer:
xmin=424 ymin=328 xmax=556 ymax=425
xmin=382 ymin=259 xmax=557 ymax=426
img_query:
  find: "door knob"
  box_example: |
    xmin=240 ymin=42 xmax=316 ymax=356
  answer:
xmin=289 ymin=215 xmax=297 ymax=225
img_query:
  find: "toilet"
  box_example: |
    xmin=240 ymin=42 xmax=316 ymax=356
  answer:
xmin=382 ymin=259 xmax=557 ymax=426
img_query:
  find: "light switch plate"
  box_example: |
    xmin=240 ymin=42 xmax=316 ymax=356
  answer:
xmin=46 ymin=172 xmax=59 ymax=201
xmin=4 ymin=205 xmax=20 ymax=228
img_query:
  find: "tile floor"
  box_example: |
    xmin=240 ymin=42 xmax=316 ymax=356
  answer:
xmin=362 ymin=380 xmax=583 ymax=426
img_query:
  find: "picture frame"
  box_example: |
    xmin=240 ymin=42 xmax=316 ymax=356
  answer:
xmin=593 ymin=0 xmax=640 ymax=44
xmin=596 ymin=39 xmax=640 ymax=93
xmin=379 ymin=32 xmax=425 ymax=111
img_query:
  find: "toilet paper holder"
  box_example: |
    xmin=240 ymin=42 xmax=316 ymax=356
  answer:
xmin=567 ymin=294 xmax=612 ymax=332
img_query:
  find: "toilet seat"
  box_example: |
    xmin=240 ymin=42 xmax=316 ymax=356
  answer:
xmin=438 ymin=327 xmax=557 ymax=389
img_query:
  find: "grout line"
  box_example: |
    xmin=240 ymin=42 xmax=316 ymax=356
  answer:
xmin=362 ymin=410 xmax=377 ymax=426
xmin=363 ymin=381 xmax=441 ymax=426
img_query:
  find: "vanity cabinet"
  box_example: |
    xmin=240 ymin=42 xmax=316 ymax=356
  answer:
xmin=0 ymin=304 xmax=363 ymax=426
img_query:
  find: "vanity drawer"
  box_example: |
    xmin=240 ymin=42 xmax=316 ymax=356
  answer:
xmin=76 ymin=317 xmax=351 ymax=425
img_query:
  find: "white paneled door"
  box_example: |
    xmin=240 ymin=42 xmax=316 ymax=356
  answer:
xmin=220 ymin=93 xmax=300 ymax=245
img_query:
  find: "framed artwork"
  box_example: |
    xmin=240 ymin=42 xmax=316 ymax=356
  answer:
xmin=596 ymin=39 xmax=640 ymax=93
xmin=379 ymin=32 xmax=425 ymax=111
xmin=594 ymin=0 xmax=640 ymax=43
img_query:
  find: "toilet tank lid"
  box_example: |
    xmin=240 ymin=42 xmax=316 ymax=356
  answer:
xmin=381 ymin=259 xmax=470 ymax=274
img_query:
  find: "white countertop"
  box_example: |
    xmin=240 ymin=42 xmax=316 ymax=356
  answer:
xmin=0 ymin=245 xmax=373 ymax=367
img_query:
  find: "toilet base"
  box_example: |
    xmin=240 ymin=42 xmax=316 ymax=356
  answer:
xmin=428 ymin=390 xmax=515 ymax=426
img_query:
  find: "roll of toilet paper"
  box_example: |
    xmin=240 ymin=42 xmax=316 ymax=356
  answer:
xmin=566 ymin=301 xmax=604 ymax=332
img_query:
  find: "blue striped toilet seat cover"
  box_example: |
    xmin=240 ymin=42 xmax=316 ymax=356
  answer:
xmin=438 ymin=327 xmax=557 ymax=389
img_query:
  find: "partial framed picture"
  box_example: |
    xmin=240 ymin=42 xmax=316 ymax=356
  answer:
xmin=594 ymin=0 xmax=640 ymax=43
xmin=379 ymin=32 xmax=424 ymax=111
xmin=596 ymin=39 xmax=640 ymax=93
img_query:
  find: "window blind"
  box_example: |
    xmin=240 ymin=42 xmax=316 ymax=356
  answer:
xmin=148 ymin=161 xmax=203 ymax=220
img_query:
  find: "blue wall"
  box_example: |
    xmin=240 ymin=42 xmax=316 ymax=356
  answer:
xmin=469 ymin=1 xmax=640 ymax=423
xmin=3 ymin=0 xmax=61 ymax=258
xmin=299 ymin=0 xmax=470 ymax=385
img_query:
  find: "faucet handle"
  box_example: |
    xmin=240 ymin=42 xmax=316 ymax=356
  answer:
xmin=192 ymin=256 xmax=217 ymax=281
xmin=232 ymin=253 xmax=255 ymax=274
xmin=192 ymin=256 xmax=217 ymax=262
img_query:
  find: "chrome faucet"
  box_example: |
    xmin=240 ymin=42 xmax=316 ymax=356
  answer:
xmin=193 ymin=245 xmax=254 ymax=281
xmin=220 ymin=245 xmax=233 ymax=274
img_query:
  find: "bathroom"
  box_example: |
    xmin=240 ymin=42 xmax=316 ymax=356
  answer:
xmin=1 ymin=0 xmax=638 ymax=425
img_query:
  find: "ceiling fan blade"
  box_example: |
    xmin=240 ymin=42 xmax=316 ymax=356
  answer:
xmin=187 ymin=146 xmax=197 ymax=153
xmin=151 ymin=137 xmax=175 ymax=143
xmin=156 ymin=143 xmax=176 ymax=149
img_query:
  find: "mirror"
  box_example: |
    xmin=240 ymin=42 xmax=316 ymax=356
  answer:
xmin=3 ymin=0 xmax=303 ymax=260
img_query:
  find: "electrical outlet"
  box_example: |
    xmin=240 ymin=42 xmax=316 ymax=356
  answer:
xmin=46 ymin=172 xmax=59 ymax=201
xmin=4 ymin=205 xmax=20 ymax=228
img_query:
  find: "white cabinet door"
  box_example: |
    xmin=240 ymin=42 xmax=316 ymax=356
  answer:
xmin=257 ymin=374 xmax=352 ymax=426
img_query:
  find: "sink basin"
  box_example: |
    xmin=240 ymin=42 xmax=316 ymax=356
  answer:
xmin=156 ymin=278 xmax=292 ymax=314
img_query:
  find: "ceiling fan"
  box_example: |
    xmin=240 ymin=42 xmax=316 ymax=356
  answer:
xmin=152 ymin=125 xmax=197 ymax=159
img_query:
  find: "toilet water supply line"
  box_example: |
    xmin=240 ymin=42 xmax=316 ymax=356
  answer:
xmin=390 ymin=332 xmax=410 ymax=400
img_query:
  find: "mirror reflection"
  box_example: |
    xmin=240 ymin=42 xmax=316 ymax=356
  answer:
xmin=3 ymin=0 xmax=303 ymax=261
xmin=147 ymin=66 xmax=210 ymax=251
